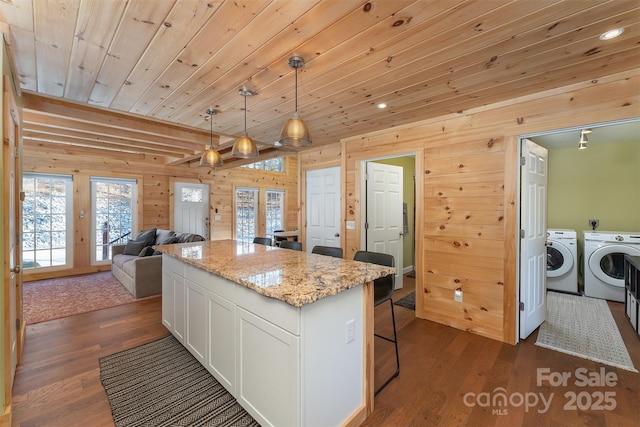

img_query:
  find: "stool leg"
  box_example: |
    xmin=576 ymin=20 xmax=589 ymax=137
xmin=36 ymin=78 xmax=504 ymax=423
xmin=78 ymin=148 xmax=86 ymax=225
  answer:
xmin=374 ymin=298 xmax=400 ymax=396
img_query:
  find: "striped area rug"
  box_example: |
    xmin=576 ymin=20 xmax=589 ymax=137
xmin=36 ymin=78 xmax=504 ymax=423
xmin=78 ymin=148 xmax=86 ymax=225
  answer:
xmin=99 ymin=335 xmax=258 ymax=427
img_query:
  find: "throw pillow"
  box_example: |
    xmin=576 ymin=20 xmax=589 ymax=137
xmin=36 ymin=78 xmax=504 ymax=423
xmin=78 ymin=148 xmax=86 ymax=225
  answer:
xmin=138 ymin=246 xmax=156 ymax=257
xmin=135 ymin=228 xmax=157 ymax=247
xmin=123 ymin=239 xmax=146 ymax=256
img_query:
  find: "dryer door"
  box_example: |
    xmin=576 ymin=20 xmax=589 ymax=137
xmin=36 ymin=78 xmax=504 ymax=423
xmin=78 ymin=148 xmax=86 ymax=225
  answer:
xmin=546 ymin=240 xmax=573 ymax=278
xmin=588 ymin=244 xmax=640 ymax=287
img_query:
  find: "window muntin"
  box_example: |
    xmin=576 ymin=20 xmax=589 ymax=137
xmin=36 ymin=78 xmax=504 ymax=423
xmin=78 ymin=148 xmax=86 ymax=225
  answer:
xmin=91 ymin=177 xmax=136 ymax=263
xmin=22 ymin=173 xmax=73 ymax=270
xmin=266 ymin=190 xmax=284 ymax=237
xmin=181 ymin=186 xmax=203 ymax=203
xmin=235 ymin=188 xmax=258 ymax=242
xmin=241 ymin=158 xmax=284 ymax=172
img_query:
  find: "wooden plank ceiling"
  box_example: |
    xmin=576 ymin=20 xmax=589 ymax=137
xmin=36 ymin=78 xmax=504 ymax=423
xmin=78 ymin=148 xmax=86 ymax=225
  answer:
xmin=1 ymin=0 xmax=639 ymax=169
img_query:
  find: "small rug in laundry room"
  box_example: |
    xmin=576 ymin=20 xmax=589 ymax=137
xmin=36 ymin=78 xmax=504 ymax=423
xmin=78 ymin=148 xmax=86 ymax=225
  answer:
xmin=535 ymin=291 xmax=637 ymax=372
xmin=394 ymin=291 xmax=415 ymax=310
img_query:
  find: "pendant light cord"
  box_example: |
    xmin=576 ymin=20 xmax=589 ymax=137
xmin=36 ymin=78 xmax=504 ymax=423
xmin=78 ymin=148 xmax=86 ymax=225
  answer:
xmin=294 ymin=67 xmax=298 ymax=113
xmin=209 ymin=112 xmax=213 ymax=149
xmin=243 ymin=95 xmax=248 ymax=135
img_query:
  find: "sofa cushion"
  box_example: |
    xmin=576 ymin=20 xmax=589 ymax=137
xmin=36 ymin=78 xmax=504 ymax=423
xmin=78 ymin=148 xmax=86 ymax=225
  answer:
xmin=112 ymin=253 xmax=137 ymax=269
xmin=122 ymin=258 xmax=139 ymax=277
xmin=135 ymin=228 xmax=157 ymax=247
xmin=158 ymin=234 xmax=180 ymax=245
xmin=155 ymin=229 xmax=176 ymax=245
xmin=123 ymin=239 xmax=146 ymax=255
xmin=139 ymin=246 xmax=156 ymax=257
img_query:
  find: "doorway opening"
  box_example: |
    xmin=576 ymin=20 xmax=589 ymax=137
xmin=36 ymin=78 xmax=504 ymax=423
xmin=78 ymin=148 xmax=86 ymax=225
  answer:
xmin=516 ymin=118 xmax=640 ymax=343
xmin=361 ymin=154 xmax=417 ymax=291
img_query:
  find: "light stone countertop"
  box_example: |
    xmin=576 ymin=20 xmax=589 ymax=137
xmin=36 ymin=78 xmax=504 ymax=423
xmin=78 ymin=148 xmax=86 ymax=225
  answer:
xmin=155 ymin=239 xmax=395 ymax=308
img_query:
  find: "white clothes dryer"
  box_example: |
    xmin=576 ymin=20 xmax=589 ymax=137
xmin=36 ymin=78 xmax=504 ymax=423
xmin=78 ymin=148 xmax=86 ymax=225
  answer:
xmin=546 ymin=229 xmax=578 ymax=293
xmin=583 ymin=231 xmax=640 ymax=302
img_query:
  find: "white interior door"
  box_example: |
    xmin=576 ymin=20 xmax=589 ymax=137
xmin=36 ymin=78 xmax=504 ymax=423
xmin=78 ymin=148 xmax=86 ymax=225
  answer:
xmin=174 ymin=182 xmax=209 ymax=238
xmin=4 ymin=100 xmax=18 ymax=383
xmin=519 ymin=139 xmax=548 ymax=339
xmin=366 ymin=162 xmax=403 ymax=289
xmin=306 ymin=167 xmax=341 ymax=252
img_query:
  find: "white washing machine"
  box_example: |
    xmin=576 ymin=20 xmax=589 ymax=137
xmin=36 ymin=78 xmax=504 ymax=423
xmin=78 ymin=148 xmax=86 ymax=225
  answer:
xmin=546 ymin=229 xmax=578 ymax=294
xmin=583 ymin=231 xmax=640 ymax=302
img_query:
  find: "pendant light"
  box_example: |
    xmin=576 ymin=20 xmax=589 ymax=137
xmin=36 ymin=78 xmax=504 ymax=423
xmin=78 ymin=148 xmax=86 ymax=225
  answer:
xmin=199 ymin=108 xmax=223 ymax=168
xmin=279 ymin=56 xmax=311 ymax=147
xmin=232 ymin=88 xmax=259 ymax=159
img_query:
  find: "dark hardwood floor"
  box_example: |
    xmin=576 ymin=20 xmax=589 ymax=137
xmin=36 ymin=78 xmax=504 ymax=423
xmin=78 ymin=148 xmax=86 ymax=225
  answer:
xmin=11 ymin=278 xmax=640 ymax=426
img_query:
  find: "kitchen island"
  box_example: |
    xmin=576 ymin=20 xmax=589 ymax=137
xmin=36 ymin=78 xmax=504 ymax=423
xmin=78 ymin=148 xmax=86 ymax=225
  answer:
xmin=155 ymin=239 xmax=394 ymax=427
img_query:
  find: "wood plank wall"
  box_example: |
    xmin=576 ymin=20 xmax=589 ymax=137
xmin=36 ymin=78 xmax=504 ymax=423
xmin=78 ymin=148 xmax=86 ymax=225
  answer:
xmin=22 ymin=149 xmax=298 ymax=280
xmin=302 ymin=68 xmax=639 ymax=344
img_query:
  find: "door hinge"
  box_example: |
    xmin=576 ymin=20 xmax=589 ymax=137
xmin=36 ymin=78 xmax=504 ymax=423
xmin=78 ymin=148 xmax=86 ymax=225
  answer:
xmin=364 ymin=173 xmax=368 ymax=181
xmin=364 ymin=222 xmax=369 ymax=230
xmin=16 ymin=318 xmax=20 ymax=330
xmin=519 ymin=301 xmax=524 ymax=311
xmin=520 ymin=156 xmax=526 ymax=166
xmin=520 ymin=229 xmax=525 ymax=238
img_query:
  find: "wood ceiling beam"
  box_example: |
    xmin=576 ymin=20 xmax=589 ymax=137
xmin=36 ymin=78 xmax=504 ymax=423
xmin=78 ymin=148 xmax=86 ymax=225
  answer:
xmin=22 ymin=93 xmax=218 ymax=146
xmin=22 ymin=134 xmax=180 ymax=158
xmin=23 ymin=111 xmax=207 ymax=152
xmin=23 ymin=124 xmax=197 ymax=156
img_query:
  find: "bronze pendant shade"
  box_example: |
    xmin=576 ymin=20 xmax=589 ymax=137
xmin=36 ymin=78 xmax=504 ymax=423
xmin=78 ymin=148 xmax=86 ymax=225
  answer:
xmin=279 ymin=56 xmax=311 ymax=147
xmin=232 ymin=88 xmax=259 ymax=159
xmin=199 ymin=108 xmax=223 ymax=168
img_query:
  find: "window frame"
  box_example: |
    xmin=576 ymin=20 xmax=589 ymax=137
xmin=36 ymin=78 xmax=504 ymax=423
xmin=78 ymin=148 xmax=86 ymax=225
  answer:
xmin=234 ymin=187 xmax=259 ymax=242
xmin=21 ymin=173 xmax=74 ymax=272
xmin=90 ymin=177 xmax=138 ymax=265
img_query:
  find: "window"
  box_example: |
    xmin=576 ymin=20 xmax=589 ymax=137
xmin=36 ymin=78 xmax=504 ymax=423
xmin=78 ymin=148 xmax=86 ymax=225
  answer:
xmin=235 ymin=188 xmax=258 ymax=242
xmin=241 ymin=158 xmax=284 ymax=172
xmin=266 ymin=190 xmax=284 ymax=237
xmin=91 ymin=177 xmax=137 ymax=263
xmin=22 ymin=173 xmax=73 ymax=270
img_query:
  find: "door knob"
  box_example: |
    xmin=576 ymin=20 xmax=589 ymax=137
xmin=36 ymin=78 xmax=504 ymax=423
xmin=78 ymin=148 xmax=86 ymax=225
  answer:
xmin=334 ymin=233 xmax=340 ymax=237
xmin=11 ymin=266 xmax=20 ymax=273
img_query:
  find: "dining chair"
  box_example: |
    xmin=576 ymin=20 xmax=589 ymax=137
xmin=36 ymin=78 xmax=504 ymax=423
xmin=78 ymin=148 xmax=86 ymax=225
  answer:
xmin=353 ymin=250 xmax=399 ymax=396
xmin=252 ymin=237 xmax=272 ymax=246
xmin=279 ymin=240 xmax=302 ymax=251
xmin=311 ymin=245 xmax=343 ymax=259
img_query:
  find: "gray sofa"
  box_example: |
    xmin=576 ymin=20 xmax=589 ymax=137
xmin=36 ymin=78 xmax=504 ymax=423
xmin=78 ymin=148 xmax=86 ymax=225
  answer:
xmin=111 ymin=228 xmax=205 ymax=298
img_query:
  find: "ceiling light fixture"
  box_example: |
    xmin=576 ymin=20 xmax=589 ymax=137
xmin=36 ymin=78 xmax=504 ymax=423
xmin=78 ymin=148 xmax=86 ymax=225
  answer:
xmin=232 ymin=88 xmax=259 ymax=159
xmin=377 ymin=102 xmax=388 ymax=109
xmin=578 ymin=129 xmax=589 ymax=149
xmin=599 ymin=28 xmax=624 ymax=40
xmin=199 ymin=108 xmax=223 ymax=168
xmin=279 ymin=56 xmax=311 ymax=147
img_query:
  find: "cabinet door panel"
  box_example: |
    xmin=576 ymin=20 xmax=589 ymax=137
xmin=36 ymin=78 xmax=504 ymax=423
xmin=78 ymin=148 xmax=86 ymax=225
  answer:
xmin=236 ymin=308 xmax=299 ymax=427
xmin=161 ymin=269 xmax=174 ymax=330
xmin=207 ymin=292 xmax=236 ymax=393
xmin=186 ymin=279 xmax=207 ymax=363
xmin=174 ymin=274 xmax=186 ymax=343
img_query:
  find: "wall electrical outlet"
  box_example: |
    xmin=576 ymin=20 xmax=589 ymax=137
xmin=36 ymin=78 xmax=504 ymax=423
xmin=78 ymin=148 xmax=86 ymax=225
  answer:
xmin=346 ymin=319 xmax=355 ymax=343
xmin=588 ymin=219 xmax=599 ymax=229
xmin=454 ymin=289 xmax=463 ymax=303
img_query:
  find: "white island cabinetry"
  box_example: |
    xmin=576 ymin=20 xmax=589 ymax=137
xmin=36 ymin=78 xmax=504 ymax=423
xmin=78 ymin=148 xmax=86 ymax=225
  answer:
xmin=157 ymin=240 xmax=394 ymax=426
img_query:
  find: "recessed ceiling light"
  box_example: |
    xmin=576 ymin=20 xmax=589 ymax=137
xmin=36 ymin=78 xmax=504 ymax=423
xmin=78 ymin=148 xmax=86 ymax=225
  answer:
xmin=377 ymin=103 xmax=387 ymax=109
xmin=599 ymin=28 xmax=624 ymax=41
